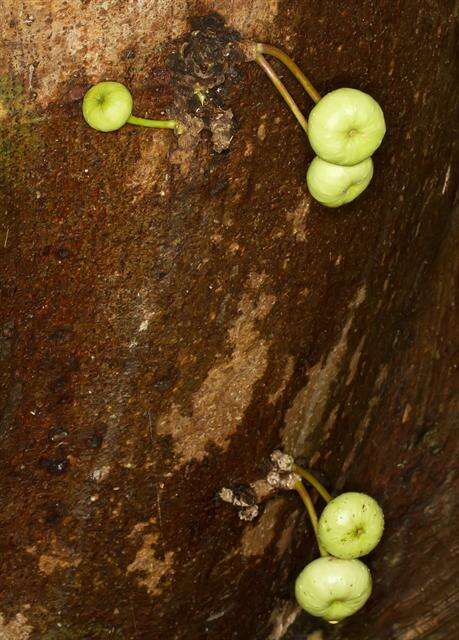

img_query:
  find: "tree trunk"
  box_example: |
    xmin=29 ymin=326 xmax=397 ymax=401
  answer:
xmin=0 ymin=2 xmax=457 ymax=639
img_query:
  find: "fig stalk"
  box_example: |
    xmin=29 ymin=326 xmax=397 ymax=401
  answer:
xmin=126 ymin=115 xmax=177 ymax=129
xmin=255 ymin=52 xmax=309 ymax=133
xmin=255 ymin=43 xmax=321 ymax=104
xmin=292 ymin=463 xmax=332 ymax=503
xmin=294 ymin=480 xmax=328 ymax=557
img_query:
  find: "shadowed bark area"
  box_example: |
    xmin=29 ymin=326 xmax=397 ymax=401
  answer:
xmin=0 ymin=2 xmax=457 ymax=640
xmin=284 ymin=201 xmax=459 ymax=640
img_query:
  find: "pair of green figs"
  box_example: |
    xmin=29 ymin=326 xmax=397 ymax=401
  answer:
xmin=83 ymin=82 xmax=386 ymax=208
xmin=296 ymin=491 xmax=385 ymax=623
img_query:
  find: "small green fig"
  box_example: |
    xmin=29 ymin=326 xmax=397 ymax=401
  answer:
xmin=308 ymin=88 xmax=386 ymax=166
xmin=82 ymin=81 xmax=133 ymax=132
xmin=318 ymin=492 xmax=384 ymax=559
xmin=295 ymin=556 xmax=372 ymax=622
xmin=306 ymin=156 xmax=373 ymax=207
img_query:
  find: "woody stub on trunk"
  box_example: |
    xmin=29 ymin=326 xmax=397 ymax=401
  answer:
xmin=0 ymin=1 xmax=457 ymax=639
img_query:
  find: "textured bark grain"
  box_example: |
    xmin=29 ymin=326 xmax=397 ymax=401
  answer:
xmin=0 ymin=1 xmax=457 ymax=640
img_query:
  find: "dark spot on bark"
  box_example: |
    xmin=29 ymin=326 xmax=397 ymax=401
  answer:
xmin=401 ymin=465 xmax=417 ymax=486
xmin=49 ymin=326 xmax=73 ymax=341
xmin=40 ymin=455 xmax=69 ymax=475
xmin=153 ymin=366 xmax=179 ymax=391
xmin=49 ymin=373 xmax=71 ymax=393
xmin=67 ymin=84 xmax=87 ymax=102
xmin=87 ymin=433 xmax=104 ymax=450
xmin=56 ymin=247 xmax=71 ymax=260
xmin=66 ymin=354 xmax=81 ymax=372
xmin=1 ymin=321 xmax=15 ymax=338
xmin=153 ymin=377 xmax=174 ymax=391
xmin=0 ymin=382 xmax=22 ymax=437
xmin=122 ymin=48 xmax=136 ymax=60
xmin=87 ymin=423 xmax=107 ymax=449
xmin=0 ymin=322 xmax=14 ymax=361
xmin=168 ymin=12 xmax=242 ymax=153
xmin=44 ymin=501 xmax=67 ymax=524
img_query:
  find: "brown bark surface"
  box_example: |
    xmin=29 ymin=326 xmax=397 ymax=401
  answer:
xmin=0 ymin=2 xmax=457 ymax=639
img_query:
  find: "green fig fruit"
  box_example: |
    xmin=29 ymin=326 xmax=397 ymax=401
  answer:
xmin=82 ymin=81 xmax=133 ymax=132
xmin=308 ymin=88 xmax=386 ymax=166
xmin=307 ymin=156 xmax=374 ymax=207
xmin=295 ymin=556 xmax=372 ymax=622
xmin=318 ymin=492 xmax=384 ymax=559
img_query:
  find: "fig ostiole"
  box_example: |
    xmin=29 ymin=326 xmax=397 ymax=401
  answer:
xmin=82 ymin=81 xmax=179 ymax=133
xmin=306 ymin=156 xmax=374 ymax=208
xmin=295 ymin=556 xmax=372 ymax=622
xmin=318 ymin=492 xmax=385 ymax=559
xmin=307 ymin=87 xmax=386 ymax=166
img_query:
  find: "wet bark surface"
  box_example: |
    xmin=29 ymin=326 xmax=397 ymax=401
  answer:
xmin=0 ymin=1 xmax=457 ymax=639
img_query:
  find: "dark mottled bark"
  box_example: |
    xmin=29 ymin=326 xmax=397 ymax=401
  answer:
xmin=0 ymin=1 xmax=457 ymax=639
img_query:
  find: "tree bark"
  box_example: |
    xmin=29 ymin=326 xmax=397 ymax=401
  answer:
xmin=0 ymin=2 xmax=457 ymax=640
